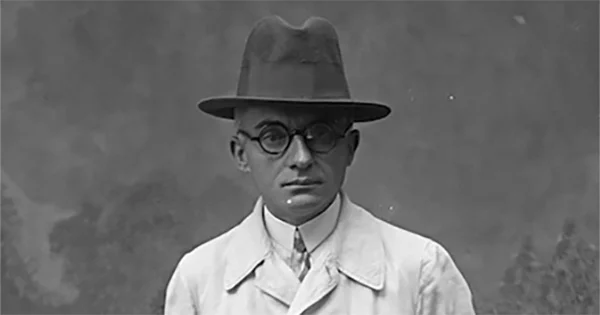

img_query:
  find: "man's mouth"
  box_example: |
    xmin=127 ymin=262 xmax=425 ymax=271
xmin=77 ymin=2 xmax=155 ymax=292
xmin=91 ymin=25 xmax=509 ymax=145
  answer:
xmin=282 ymin=179 xmax=323 ymax=187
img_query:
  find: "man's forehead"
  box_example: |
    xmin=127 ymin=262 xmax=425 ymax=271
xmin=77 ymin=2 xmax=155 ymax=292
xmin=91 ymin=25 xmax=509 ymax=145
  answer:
xmin=237 ymin=105 xmax=346 ymax=128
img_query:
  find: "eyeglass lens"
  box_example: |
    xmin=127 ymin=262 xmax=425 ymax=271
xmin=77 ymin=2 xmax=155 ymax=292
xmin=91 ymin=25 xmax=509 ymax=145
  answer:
xmin=259 ymin=123 xmax=340 ymax=154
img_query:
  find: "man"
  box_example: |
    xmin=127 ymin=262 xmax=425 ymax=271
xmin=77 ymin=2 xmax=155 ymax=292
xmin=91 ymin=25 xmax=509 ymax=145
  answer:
xmin=165 ymin=15 xmax=475 ymax=315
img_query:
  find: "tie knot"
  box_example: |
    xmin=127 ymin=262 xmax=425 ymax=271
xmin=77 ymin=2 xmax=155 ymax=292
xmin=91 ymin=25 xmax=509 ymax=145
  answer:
xmin=293 ymin=229 xmax=307 ymax=253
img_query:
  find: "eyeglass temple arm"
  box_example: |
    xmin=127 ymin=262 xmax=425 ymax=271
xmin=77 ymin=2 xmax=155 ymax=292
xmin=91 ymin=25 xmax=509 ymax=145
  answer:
xmin=236 ymin=129 xmax=261 ymax=141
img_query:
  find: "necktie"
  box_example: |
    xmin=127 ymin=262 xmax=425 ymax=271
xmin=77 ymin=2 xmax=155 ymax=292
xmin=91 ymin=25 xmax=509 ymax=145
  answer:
xmin=291 ymin=228 xmax=311 ymax=281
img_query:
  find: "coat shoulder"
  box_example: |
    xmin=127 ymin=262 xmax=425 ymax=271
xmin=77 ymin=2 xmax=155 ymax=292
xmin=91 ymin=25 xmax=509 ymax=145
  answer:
xmin=376 ymin=216 xmax=432 ymax=248
xmin=173 ymin=224 xmax=241 ymax=298
xmin=359 ymin=205 xmax=443 ymax=267
xmin=361 ymin=207 xmax=433 ymax=248
xmin=179 ymin=226 xmax=237 ymax=274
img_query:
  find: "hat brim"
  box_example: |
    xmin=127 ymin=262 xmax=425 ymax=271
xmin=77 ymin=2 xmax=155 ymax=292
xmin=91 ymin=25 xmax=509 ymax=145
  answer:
xmin=197 ymin=96 xmax=391 ymax=123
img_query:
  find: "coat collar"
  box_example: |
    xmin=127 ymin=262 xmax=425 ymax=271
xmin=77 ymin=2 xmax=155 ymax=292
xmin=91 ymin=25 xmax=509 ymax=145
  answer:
xmin=223 ymin=191 xmax=385 ymax=291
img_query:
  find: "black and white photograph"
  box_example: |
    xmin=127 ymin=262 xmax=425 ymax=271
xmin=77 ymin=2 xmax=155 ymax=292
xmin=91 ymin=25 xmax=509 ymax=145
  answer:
xmin=1 ymin=1 xmax=598 ymax=314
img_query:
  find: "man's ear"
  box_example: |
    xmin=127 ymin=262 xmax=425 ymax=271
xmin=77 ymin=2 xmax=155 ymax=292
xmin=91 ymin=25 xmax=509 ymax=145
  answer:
xmin=345 ymin=129 xmax=360 ymax=166
xmin=230 ymin=136 xmax=251 ymax=172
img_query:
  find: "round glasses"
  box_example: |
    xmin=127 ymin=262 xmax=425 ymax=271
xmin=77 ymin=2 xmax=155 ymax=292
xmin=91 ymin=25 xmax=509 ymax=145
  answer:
xmin=237 ymin=122 xmax=351 ymax=155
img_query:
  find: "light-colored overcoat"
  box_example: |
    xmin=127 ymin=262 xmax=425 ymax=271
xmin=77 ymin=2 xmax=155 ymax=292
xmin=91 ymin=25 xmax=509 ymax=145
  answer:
xmin=165 ymin=192 xmax=476 ymax=315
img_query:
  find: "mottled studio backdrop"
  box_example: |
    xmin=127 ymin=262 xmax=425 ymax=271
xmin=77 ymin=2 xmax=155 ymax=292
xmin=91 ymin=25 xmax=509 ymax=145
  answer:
xmin=1 ymin=1 xmax=598 ymax=314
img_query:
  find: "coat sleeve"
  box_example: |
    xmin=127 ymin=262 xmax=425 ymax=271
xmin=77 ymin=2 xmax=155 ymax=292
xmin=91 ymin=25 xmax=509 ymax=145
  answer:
xmin=164 ymin=254 xmax=199 ymax=315
xmin=416 ymin=240 xmax=475 ymax=315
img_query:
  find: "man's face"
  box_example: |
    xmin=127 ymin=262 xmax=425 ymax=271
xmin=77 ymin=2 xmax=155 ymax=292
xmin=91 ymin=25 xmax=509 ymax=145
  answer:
xmin=230 ymin=105 xmax=359 ymax=225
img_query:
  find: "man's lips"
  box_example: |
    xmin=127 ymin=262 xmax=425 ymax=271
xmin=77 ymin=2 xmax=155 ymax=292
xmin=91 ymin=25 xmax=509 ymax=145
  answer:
xmin=281 ymin=179 xmax=323 ymax=187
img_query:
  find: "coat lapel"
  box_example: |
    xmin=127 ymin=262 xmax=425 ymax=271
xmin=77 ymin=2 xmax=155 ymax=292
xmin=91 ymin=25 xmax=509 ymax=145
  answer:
xmin=287 ymin=260 xmax=340 ymax=315
xmin=334 ymin=193 xmax=386 ymax=291
xmin=254 ymin=251 xmax=300 ymax=306
xmin=223 ymin=196 xmax=271 ymax=291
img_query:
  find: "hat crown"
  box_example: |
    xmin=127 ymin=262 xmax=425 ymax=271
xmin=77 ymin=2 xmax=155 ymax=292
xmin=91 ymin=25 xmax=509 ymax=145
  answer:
xmin=236 ymin=16 xmax=351 ymax=100
xmin=243 ymin=16 xmax=342 ymax=65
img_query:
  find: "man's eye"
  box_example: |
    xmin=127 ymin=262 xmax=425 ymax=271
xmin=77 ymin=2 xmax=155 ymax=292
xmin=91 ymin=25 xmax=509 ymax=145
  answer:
xmin=261 ymin=131 xmax=287 ymax=142
xmin=265 ymin=133 xmax=284 ymax=140
xmin=307 ymin=124 xmax=334 ymax=138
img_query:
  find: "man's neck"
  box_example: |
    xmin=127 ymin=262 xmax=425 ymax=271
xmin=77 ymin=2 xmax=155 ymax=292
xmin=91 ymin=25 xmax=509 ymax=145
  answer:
xmin=267 ymin=194 xmax=339 ymax=226
xmin=289 ymin=207 xmax=328 ymax=227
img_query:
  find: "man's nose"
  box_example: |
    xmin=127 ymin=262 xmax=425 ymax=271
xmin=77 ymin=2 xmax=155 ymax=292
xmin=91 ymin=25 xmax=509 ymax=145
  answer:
xmin=286 ymin=135 xmax=314 ymax=169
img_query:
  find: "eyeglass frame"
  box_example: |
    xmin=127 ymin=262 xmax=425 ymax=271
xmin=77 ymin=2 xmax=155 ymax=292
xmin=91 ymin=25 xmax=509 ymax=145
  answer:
xmin=235 ymin=120 xmax=353 ymax=155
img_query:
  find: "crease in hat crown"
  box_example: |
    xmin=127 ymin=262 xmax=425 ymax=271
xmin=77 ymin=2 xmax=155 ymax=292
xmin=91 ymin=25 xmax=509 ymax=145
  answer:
xmin=196 ymin=15 xmax=392 ymax=123
xmin=243 ymin=15 xmax=343 ymax=65
xmin=236 ymin=15 xmax=351 ymax=99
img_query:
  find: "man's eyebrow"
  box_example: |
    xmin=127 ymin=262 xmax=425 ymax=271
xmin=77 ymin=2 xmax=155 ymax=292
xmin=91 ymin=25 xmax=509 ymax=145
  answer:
xmin=253 ymin=119 xmax=282 ymax=130
xmin=253 ymin=116 xmax=334 ymax=130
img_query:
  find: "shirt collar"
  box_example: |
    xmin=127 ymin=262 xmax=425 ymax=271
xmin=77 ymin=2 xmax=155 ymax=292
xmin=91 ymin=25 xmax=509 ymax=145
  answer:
xmin=263 ymin=193 xmax=341 ymax=253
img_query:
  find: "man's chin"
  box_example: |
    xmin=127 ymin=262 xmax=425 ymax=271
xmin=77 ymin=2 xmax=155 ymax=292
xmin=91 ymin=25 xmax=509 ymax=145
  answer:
xmin=283 ymin=193 xmax=324 ymax=210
